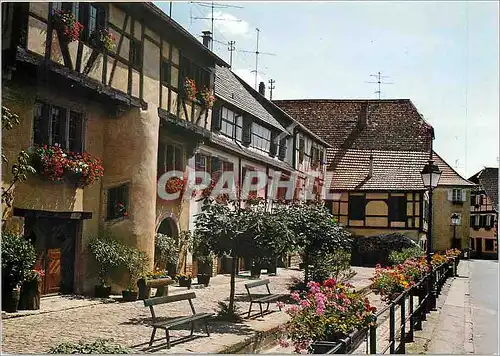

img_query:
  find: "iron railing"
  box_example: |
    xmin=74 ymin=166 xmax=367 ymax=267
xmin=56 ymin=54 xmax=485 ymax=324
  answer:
xmin=311 ymin=257 xmax=460 ymax=354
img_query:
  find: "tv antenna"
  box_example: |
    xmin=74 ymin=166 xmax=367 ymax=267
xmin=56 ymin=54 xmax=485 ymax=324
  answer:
xmin=237 ymin=28 xmax=276 ymax=90
xmin=190 ymin=1 xmax=244 ymax=50
xmin=268 ymin=79 xmax=275 ymax=100
xmin=365 ymin=72 xmax=393 ymax=99
xmin=227 ymin=40 xmax=236 ymax=68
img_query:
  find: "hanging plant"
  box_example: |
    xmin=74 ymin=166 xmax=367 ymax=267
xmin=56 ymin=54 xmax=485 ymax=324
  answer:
xmin=52 ymin=10 xmax=84 ymax=43
xmin=89 ymin=28 xmax=116 ymax=51
xmin=183 ymin=77 xmax=198 ymax=101
xmin=165 ymin=176 xmax=185 ymax=194
xmin=198 ymin=87 xmax=216 ymax=109
xmin=31 ymin=144 xmax=104 ymax=188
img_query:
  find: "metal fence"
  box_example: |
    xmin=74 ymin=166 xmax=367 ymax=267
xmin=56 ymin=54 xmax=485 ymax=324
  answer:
xmin=311 ymin=257 xmax=460 ymax=354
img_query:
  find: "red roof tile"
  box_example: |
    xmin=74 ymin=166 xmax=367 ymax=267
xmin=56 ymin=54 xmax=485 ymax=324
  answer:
xmin=432 ymin=151 xmax=474 ymax=187
xmin=273 ymin=99 xmax=433 ymax=152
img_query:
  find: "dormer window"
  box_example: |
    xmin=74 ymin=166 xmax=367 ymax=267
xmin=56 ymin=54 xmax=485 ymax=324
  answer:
xmin=220 ymin=107 xmax=242 ymax=142
xmin=250 ymin=123 xmax=271 ymax=153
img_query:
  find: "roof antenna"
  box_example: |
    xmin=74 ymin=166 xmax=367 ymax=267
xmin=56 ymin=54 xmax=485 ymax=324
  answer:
xmin=238 ymin=28 xmax=276 ymax=90
xmin=365 ymin=72 xmax=393 ymax=99
xmin=268 ymin=79 xmax=275 ymax=100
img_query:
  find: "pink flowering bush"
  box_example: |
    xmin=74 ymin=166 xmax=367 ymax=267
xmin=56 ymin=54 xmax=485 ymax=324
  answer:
xmin=279 ymin=278 xmax=377 ymax=353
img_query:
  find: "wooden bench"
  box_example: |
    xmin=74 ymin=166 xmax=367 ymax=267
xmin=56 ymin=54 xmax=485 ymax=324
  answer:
xmin=244 ymin=279 xmax=287 ymax=317
xmin=143 ymin=292 xmax=212 ymax=348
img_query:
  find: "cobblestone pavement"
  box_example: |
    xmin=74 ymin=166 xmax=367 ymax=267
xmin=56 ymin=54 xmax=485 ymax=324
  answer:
xmin=2 ymin=267 xmax=375 ymax=354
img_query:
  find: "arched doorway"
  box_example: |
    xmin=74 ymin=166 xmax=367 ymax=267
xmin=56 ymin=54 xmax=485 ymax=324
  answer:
xmin=155 ymin=216 xmax=180 ymax=276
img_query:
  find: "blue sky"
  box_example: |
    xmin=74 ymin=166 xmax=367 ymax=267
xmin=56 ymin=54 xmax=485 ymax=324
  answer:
xmin=156 ymin=1 xmax=499 ymax=178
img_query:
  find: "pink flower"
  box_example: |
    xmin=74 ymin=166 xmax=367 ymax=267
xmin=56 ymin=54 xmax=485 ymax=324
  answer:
xmin=276 ymin=301 xmax=285 ymax=309
xmin=299 ymin=299 xmax=311 ymax=308
xmin=278 ymin=339 xmax=290 ymax=348
xmin=287 ymin=304 xmax=299 ymax=313
xmin=291 ymin=292 xmax=301 ymax=301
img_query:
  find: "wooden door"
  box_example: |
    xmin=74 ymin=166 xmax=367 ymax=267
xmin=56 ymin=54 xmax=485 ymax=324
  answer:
xmin=45 ymin=248 xmax=61 ymax=294
xmin=476 ymin=238 xmax=483 ymax=258
xmin=24 ymin=217 xmax=78 ymax=295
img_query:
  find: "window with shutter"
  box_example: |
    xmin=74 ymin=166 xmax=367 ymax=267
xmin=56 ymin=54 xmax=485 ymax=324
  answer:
xmin=32 ymin=100 xmax=85 ymax=152
xmin=212 ymin=107 xmax=222 ymax=131
xmin=242 ymin=116 xmax=252 ymax=146
xmin=389 ymin=196 xmax=407 ymax=222
xmin=486 ymin=215 xmax=492 ymax=229
xmin=298 ymin=138 xmax=305 ymax=163
xmin=278 ymin=137 xmax=287 ymax=160
xmin=348 ymin=195 xmax=366 ymax=220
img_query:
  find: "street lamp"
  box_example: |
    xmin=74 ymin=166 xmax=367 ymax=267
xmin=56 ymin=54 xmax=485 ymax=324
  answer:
xmin=420 ymin=159 xmax=442 ymax=312
xmin=451 ymin=213 xmax=460 ymax=249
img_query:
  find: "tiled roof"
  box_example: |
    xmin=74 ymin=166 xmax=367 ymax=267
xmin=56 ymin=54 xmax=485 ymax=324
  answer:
xmin=326 ymin=149 xmax=430 ymax=191
xmin=469 ymin=168 xmax=498 ymax=208
xmin=214 ymin=65 xmax=286 ymax=132
xmin=432 ymin=151 xmax=475 ymax=187
xmin=272 ymin=99 xmax=433 ymax=152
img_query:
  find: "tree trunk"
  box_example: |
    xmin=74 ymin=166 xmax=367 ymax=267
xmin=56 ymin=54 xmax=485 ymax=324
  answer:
xmin=228 ymin=255 xmax=238 ymax=311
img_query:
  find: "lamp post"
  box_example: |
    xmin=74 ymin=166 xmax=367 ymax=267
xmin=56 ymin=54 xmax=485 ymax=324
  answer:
xmin=420 ymin=159 xmax=442 ymax=311
xmin=451 ymin=213 xmax=460 ymax=249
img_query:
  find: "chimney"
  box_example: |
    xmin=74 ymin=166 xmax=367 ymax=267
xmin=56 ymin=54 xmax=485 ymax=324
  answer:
xmin=201 ymin=31 xmax=212 ymax=49
xmin=258 ymin=82 xmax=265 ymax=96
xmin=358 ymin=102 xmax=368 ymax=130
xmin=368 ymin=153 xmax=374 ymax=178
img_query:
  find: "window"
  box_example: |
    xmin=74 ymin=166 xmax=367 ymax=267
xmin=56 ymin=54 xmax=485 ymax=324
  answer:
xmin=33 ymin=100 xmax=85 ymax=152
xmin=66 ymin=3 xmax=105 ymax=43
xmin=389 ymin=196 xmax=407 ymax=222
xmin=106 ymin=184 xmax=129 ymax=221
xmin=472 ymin=215 xmax=480 ymax=229
xmin=161 ymin=59 xmax=171 ymax=87
xmin=470 ymin=194 xmax=476 ymax=207
xmin=158 ymin=143 xmax=184 ymax=174
xmin=250 ymin=123 xmax=271 ymax=153
xmin=485 ymin=239 xmax=494 ymax=251
xmin=298 ymin=137 xmax=305 ymax=163
xmin=450 ymin=188 xmax=464 ymax=203
xmin=130 ymin=39 xmax=142 ymax=69
xmin=220 ymin=107 xmax=243 ymax=142
xmin=348 ymin=195 xmax=365 ymax=220
xmin=195 ymin=153 xmax=208 ymax=184
xmin=180 ymin=56 xmax=211 ymax=93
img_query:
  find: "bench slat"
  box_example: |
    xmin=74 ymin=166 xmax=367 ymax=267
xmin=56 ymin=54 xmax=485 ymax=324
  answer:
xmin=252 ymin=294 xmax=285 ymax=303
xmin=144 ymin=292 xmax=197 ymax=307
xmin=245 ymin=279 xmax=270 ymax=289
xmin=153 ymin=313 xmax=213 ymax=329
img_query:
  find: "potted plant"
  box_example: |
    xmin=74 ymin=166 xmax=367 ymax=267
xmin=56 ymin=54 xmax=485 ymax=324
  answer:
xmin=196 ymin=255 xmax=213 ymax=286
xmin=120 ymin=245 xmax=149 ymax=302
xmin=88 ymin=237 xmax=122 ymax=298
xmin=250 ymin=257 xmax=263 ymax=279
xmin=176 ymin=273 xmax=192 ymax=288
xmin=137 ymin=268 xmax=173 ymax=300
xmin=1 ymin=232 xmax=36 ymax=313
xmin=198 ymin=87 xmax=216 ymax=109
xmin=52 ymin=9 xmax=84 ymax=43
xmin=183 ymin=77 xmax=198 ymax=101
xmin=154 ymin=233 xmax=180 ymax=278
xmin=18 ymin=268 xmax=44 ymax=310
xmin=279 ymin=279 xmax=377 ymax=353
xmin=89 ymin=28 xmax=116 ymax=51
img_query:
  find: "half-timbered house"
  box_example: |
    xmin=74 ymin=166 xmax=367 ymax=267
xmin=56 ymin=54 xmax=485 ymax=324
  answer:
xmin=468 ymin=167 xmax=498 ymax=258
xmin=1 ymin=2 xmax=228 ymax=294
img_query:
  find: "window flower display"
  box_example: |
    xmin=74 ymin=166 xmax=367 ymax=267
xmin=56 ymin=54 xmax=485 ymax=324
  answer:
xmin=52 ymin=10 xmax=84 ymax=43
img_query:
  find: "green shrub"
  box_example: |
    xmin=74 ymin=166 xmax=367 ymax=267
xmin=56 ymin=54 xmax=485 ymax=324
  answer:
xmin=154 ymin=233 xmax=180 ymax=267
xmin=309 ymin=250 xmax=356 ymax=283
xmin=88 ymin=236 xmax=122 ymax=287
xmin=389 ymin=247 xmax=424 ymax=265
xmin=215 ymin=301 xmax=242 ymax=322
xmin=1 ymin=232 xmax=36 ymax=289
xmin=49 ymin=339 xmax=130 ymax=354
xmin=119 ymin=245 xmax=149 ymax=291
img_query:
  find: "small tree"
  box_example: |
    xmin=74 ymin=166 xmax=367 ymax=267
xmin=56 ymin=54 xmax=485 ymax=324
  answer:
xmin=1 ymin=232 xmax=36 ymax=289
xmin=274 ymin=201 xmax=352 ymax=284
xmin=88 ymin=237 xmax=122 ymax=287
xmin=154 ymin=233 xmax=180 ymax=271
xmin=119 ymin=245 xmax=149 ymax=292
